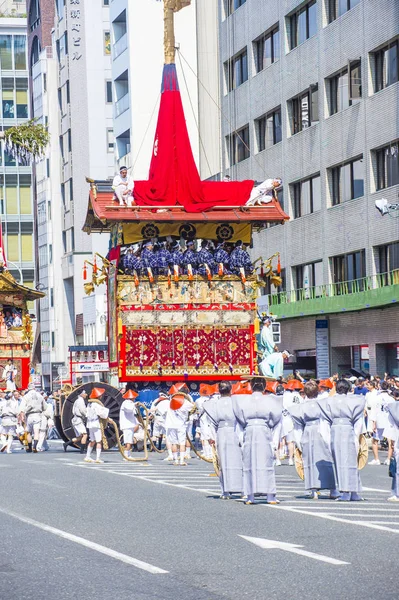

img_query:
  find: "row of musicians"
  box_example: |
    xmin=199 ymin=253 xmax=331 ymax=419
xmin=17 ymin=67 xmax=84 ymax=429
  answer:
xmin=121 ymin=240 xmax=254 ymax=277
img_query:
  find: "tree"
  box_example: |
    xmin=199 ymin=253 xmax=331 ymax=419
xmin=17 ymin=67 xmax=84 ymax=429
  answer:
xmin=0 ymin=120 xmax=50 ymax=165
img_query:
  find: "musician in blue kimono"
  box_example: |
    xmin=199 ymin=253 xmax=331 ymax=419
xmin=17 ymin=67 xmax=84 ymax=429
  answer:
xmin=181 ymin=241 xmax=198 ymax=276
xmin=122 ymin=246 xmax=142 ymax=275
xmin=229 ymin=241 xmax=254 ymax=277
xmin=213 ymin=242 xmax=231 ymax=275
xmin=155 ymin=241 xmax=171 ymax=276
xmin=197 ymin=240 xmax=215 ymax=277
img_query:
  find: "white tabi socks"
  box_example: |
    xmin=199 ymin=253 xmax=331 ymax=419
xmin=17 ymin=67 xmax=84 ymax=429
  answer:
xmin=6 ymin=436 xmax=13 ymax=453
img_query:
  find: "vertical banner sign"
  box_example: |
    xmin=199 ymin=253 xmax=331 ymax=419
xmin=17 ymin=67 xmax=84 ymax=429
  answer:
xmin=316 ymin=319 xmax=330 ymax=379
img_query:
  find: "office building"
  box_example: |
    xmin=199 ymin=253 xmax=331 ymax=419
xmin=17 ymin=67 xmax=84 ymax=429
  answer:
xmin=219 ymin=0 xmax=399 ymax=375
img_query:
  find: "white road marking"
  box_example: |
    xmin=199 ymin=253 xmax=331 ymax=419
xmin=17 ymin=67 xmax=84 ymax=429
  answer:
xmin=265 ymin=504 xmax=399 ymax=534
xmin=239 ymin=535 xmax=350 ymax=566
xmin=363 ymin=486 xmax=390 ymax=493
xmin=0 ymin=507 xmax=168 ymax=574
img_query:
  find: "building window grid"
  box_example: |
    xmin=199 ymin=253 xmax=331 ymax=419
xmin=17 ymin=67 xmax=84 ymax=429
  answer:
xmin=289 ymin=1 xmax=318 ymax=51
xmin=331 ymin=157 xmax=364 ymax=205
xmin=294 ymin=261 xmax=323 ymax=298
xmin=373 ymin=40 xmax=399 ymax=93
xmin=225 ymin=49 xmax=248 ymax=92
xmin=289 ymin=85 xmax=319 ymax=135
xmin=292 ymin=174 xmax=321 ymax=218
xmin=376 ymin=143 xmax=399 ymax=190
xmin=328 ymin=0 xmax=361 ymax=24
xmin=0 ymin=34 xmax=27 ymax=71
xmin=225 ymin=0 xmax=246 ymax=18
xmin=328 ymin=61 xmax=361 ymax=115
xmin=254 ymin=27 xmax=280 ymax=73
xmin=331 ymin=250 xmax=366 ymax=292
xmin=227 ymin=125 xmax=250 ymax=166
xmin=255 ymin=107 xmax=282 ymax=152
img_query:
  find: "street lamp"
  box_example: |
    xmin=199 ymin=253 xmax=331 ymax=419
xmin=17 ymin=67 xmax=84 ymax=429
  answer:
xmin=5 ymin=260 xmax=24 ymax=284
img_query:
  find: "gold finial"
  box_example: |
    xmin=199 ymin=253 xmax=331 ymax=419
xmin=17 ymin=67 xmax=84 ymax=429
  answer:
xmin=163 ymin=0 xmax=191 ymax=64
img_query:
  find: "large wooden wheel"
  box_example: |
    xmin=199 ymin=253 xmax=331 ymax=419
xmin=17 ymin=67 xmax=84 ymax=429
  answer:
xmin=61 ymin=382 xmax=123 ymax=449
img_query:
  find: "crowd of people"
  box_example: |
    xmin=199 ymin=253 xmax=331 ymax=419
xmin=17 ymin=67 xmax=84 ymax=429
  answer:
xmin=2 ymin=374 xmax=399 ymax=504
xmin=146 ymin=375 xmax=399 ymax=504
xmin=121 ymin=238 xmax=254 ymax=279
xmin=0 ymin=385 xmax=58 ymax=454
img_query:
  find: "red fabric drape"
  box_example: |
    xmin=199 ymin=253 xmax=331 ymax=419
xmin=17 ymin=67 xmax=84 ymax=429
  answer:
xmin=133 ymin=64 xmax=253 ymax=213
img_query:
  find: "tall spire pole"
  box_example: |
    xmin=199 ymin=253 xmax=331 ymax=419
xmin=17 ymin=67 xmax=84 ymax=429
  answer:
xmin=163 ymin=0 xmax=191 ymax=64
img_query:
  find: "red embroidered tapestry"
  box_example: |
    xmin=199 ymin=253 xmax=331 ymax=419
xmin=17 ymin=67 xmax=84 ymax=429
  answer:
xmin=123 ymin=325 xmax=253 ymax=377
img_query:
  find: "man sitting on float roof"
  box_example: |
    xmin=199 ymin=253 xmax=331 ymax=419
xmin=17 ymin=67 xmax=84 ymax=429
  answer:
xmin=229 ymin=240 xmax=254 ymax=276
xmin=112 ymin=166 xmax=134 ymax=207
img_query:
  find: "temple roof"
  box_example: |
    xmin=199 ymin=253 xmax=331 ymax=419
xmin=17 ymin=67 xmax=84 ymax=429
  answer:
xmin=83 ymin=180 xmax=289 ymax=233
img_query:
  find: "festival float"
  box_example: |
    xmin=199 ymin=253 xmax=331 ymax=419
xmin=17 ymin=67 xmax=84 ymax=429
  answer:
xmin=57 ymin=0 xmax=289 ymax=448
xmin=0 ymin=246 xmax=45 ymax=390
xmin=82 ymin=0 xmax=288 ymax=390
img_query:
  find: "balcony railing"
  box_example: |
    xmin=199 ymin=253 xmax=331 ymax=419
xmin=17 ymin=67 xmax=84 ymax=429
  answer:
xmin=113 ymin=33 xmax=127 ymax=59
xmin=268 ymin=271 xmax=399 ymax=318
xmin=115 ymin=92 xmax=130 ymax=117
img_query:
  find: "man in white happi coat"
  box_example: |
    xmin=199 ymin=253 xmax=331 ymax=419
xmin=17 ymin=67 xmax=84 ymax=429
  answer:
xmin=368 ymin=381 xmax=395 ymax=466
xmin=19 ymin=384 xmax=48 ymax=453
xmin=112 ymin=166 xmax=134 ymax=206
xmin=165 ymin=385 xmax=193 ymax=466
xmin=195 ymin=384 xmax=218 ymax=460
xmin=278 ymin=380 xmax=304 ymax=466
xmin=245 ymin=178 xmax=282 ymax=206
xmin=84 ymin=388 xmax=109 ymax=464
xmin=37 ymin=402 xmax=54 ymax=452
xmin=119 ymin=389 xmax=139 ymax=460
xmin=64 ymin=389 xmax=89 ymax=453
xmin=149 ymin=392 xmax=169 ymax=452
xmin=0 ymin=393 xmax=19 ymax=453
xmin=3 ymin=359 xmax=17 ymax=391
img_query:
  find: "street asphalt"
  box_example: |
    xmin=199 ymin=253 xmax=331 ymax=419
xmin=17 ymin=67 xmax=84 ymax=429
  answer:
xmin=0 ymin=441 xmax=398 ymax=600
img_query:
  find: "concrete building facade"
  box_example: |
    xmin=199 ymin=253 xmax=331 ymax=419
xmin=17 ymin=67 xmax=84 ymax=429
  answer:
xmin=0 ymin=15 xmax=35 ymax=296
xmin=27 ymin=0 xmax=113 ymax=387
xmin=219 ymin=0 xmax=399 ymax=376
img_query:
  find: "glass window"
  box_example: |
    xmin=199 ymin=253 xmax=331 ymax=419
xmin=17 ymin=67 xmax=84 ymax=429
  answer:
xmin=330 ymin=0 xmax=361 ymax=22
xmin=331 ymin=157 xmax=364 ymax=204
xmin=225 ymin=0 xmax=246 ymax=17
xmin=332 ymin=250 xmax=366 ymax=286
xmin=14 ymin=36 xmax=26 ymax=70
xmin=21 ymin=235 xmax=33 ymax=262
xmin=291 ymin=86 xmax=318 ymax=134
xmin=7 ymin=235 xmax=19 ymax=262
xmin=16 ymin=89 xmax=28 ymax=118
xmin=374 ymin=41 xmax=399 ymax=92
xmin=2 ymin=77 xmax=14 ymax=119
xmin=376 ymin=143 xmax=399 ymax=190
xmin=256 ymin=107 xmax=281 ymax=151
xmin=5 ymin=183 xmax=17 ymax=214
xmin=254 ymin=27 xmax=279 ymax=73
xmin=228 ymin=125 xmax=250 ymax=165
xmin=329 ymin=61 xmax=362 ymax=115
xmin=226 ymin=49 xmax=248 ymax=91
xmin=293 ymin=175 xmax=321 ymax=217
xmin=104 ymin=31 xmax=111 ymax=55
xmin=0 ymin=36 xmax=12 ymax=70
xmin=106 ymin=80 xmax=112 ymax=103
xmin=289 ymin=1 xmax=317 ymax=50
xmin=20 ymin=176 xmax=31 ymax=215
xmin=107 ymin=128 xmax=114 ymax=152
